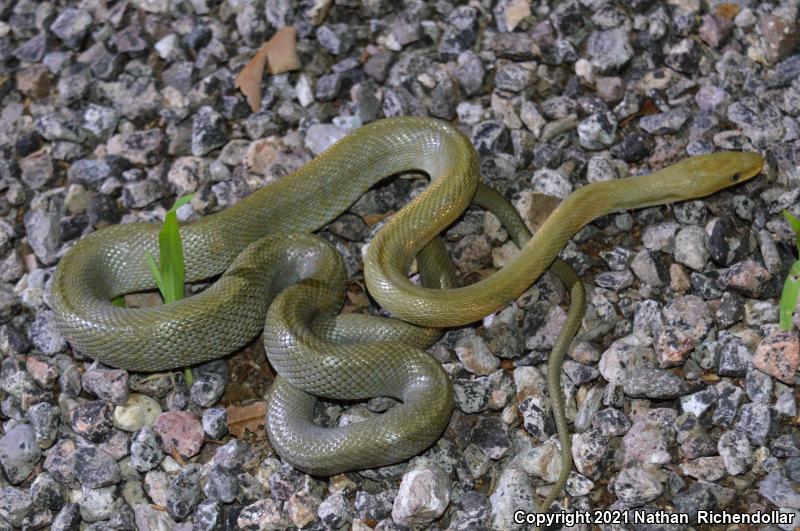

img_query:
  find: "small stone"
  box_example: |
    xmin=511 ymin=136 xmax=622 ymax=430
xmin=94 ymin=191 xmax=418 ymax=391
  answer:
xmin=489 ymin=467 xmax=535 ymax=529
xmin=760 ymin=15 xmax=800 ymax=63
xmin=28 ymin=402 xmax=59 ymax=449
xmin=655 ymin=327 xmax=696 ymax=368
xmin=317 ymin=23 xmax=354 ymax=55
xmin=735 ymin=402 xmax=774 ymax=446
xmin=622 ymin=417 xmax=672 ymax=466
xmin=391 ymin=462 xmax=450 ymax=527
xmin=471 ymin=417 xmax=511 ymax=460
xmin=631 ymin=250 xmax=669 ymax=287
xmin=0 ymin=487 xmax=33 ymax=527
xmin=0 ymin=423 xmax=40 ymax=484
xmin=50 ymin=8 xmax=93 ymax=49
xmin=718 ymin=429 xmax=752 ymax=475
xmin=364 ymin=51 xmax=394 ymax=83
xmin=613 ymin=467 xmax=663 ymax=507
xmin=30 ymin=472 xmax=64 ymax=510
xmin=238 ymin=499 xmax=288 ymax=530
xmin=79 ymin=485 xmax=122 ymax=522
xmin=494 ymin=62 xmax=533 ymax=92
xmin=639 ymin=108 xmax=690 ymax=135
xmin=623 ymin=367 xmax=687 ymax=399
xmin=113 ymin=393 xmax=162 ymax=432
xmin=167 ymin=464 xmax=202 ymax=520
xmin=454 ymin=51 xmax=485 ymax=97
xmin=713 ymin=381 xmax=744 ymax=428
xmin=192 ymin=107 xmax=229 ymax=157
xmin=759 ymin=471 xmax=800 ymax=509
xmin=107 ymin=129 xmax=166 ymax=166
xmin=318 ymin=492 xmax=350 ymax=529
xmin=596 ymin=76 xmax=624 ymax=103
xmin=753 ymin=331 xmax=798 ymax=384
xmin=69 ymin=401 xmax=114 ymax=442
xmin=82 ymin=366 xmax=129 ymax=405
xmin=133 ymin=504 xmax=177 ymax=530
xmin=577 ymin=112 xmax=617 ymax=149
xmin=595 ymin=270 xmax=634 ymax=291
xmin=193 ymin=499 xmax=223 ymax=531
xmin=673 ymin=225 xmax=708 ymax=271
xmin=695 ymin=85 xmax=729 ymax=112
xmin=717 ymin=332 xmax=754 ymax=377
xmin=587 ymin=27 xmax=633 ymax=72
xmin=190 ymin=360 xmax=228 ymax=407
xmin=24 ymin=211 xmax=62 ymax=266
xmin=305 ymin=123 xmax=349 ymax=156
xmin=153 ymin=410 xmax=204 ymax=458
xmin=717 ymin=258 xmax=772 ymax=298
xmin=130 ymin=427 xmax=164 ymax=473
xmin=494 ymin=0 xmax=531 ymax=32
xmin=665 ymin=38 xmax=700 ymax=74
xmin=29 ymin=310 xmax=66 ymax=357
xmin=439 ymin=7 xmax=478 ymax=59
xmin=16 ymin=65 xmax=52 ymax=99
xmin=455 ymin=334 xmax=499 ymax=376
xmin=453 ymin=377 xmax=490 ymax=414
xmin=699 ymin=14 xmax=732 ymax=48
xmin=74 ymin=445 xmax=120 ymax=489
xmin=19 ymin=151 xmax=55 ymax=190
xmin=288 ymin=490 xmax=321 ymax=528
xmin=202 ymin=407 xmax=228 ymax=439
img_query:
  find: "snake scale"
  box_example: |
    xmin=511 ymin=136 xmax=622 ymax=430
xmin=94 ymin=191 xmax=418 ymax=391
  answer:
xmin=52 ymin=116 xmax=763 ymax=511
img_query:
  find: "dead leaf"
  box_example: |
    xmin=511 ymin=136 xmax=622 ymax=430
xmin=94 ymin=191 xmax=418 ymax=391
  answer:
xmin=227 ymin=401 xmax=268 ymax=438
xmin=715 ymin=3 xmax=740 ymax=20
xmin=235 ymin=27 xmax=300 ymax=112
xmin=618 ymin=98 xmax=659 ymax=129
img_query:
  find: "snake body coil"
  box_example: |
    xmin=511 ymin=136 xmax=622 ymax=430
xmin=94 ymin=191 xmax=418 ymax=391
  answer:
xmin=52 ymin=117 xmax=763 ymax=501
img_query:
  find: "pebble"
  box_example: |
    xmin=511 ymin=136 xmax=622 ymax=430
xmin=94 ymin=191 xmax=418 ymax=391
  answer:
xmin=238 ymin=499 xmax=288 ymax=529
xmin=74 ymin=445 xmax=120 ymax=489
xmin=113 ymin=393 xmax=162 ymax=432
xmin=319 ymin=492 xmax=350 ymax=529
xmin=190 ymin=360 xmax=228 ymax=407
xmin=455 ymin=333 xmax=499 ymax=375
xmin=167 ymin=464 xmax=203 ymax=520
xmin=673 ymin=225 xmax=709 ymax=270
xmin=69 ymin=400 xmax=114 ymax=442
xmin=587 ymin=28 xmax=633 ymax=72
xmin=130 ymin=427 xmax=164 ymax=473
xmin=192 ymin=106 xmax=229 ymax=157
xmin=759 ymin=470 xmax=800 ymax=509
xmin=0 ymin=487 xmax=33 ymax=527
xmin=107 ymin=129 xmax=166 ymax=166
xmin=489 ymin=467 xmax=536 ymax=529
xmin=639 ymin=108 xmax=690 ymax=134
xmin=202 ymin=407 xmax=228 ymax=439
xmin=717 ymin=258 xmax=772 ymax=298
xmin=153 ymin=411 xmax=204 ymax=458
xmin=577 ymin=112 xmax=617 ymax=149
xmin=391 ymin=461 xmax=450 ymax=527
xmin=0 ymin=423 xmax=40 ymax=484
xmin=81 ymin=366 xmax=129 ymax=405
xmin=613 ymin=467 xmax=663 ymax=507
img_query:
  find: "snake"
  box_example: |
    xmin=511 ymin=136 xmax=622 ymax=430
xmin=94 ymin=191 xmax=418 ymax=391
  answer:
xmin=51 ymin=116 xmax=763 ymax=510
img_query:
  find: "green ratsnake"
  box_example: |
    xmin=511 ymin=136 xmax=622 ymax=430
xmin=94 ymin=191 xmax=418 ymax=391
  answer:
xmin=51 ymin=116 xmax=763 ymax=512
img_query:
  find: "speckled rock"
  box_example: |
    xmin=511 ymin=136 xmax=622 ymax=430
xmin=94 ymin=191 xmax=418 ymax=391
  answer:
xmin=153 ymin=411 xmax=204 ymax=458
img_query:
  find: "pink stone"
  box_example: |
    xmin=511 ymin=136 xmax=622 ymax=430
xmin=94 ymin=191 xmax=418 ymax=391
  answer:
xmin=25 ymin=356 xmax=58 ymax=389
xmin=656 ymin=327 xmax=696 ymax=368
xmin=753 ymin=330 xmax=799 ymax=384
xmin=153 ymin=411 xmax=204 ymax=458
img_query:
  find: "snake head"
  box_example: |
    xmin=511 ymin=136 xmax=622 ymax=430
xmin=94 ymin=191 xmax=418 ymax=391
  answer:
xmin=658 ymin=151 xmax=764 ymax=202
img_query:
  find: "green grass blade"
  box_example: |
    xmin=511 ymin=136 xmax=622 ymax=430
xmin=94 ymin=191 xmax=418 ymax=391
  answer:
xmin=779 ymin=259 xmax=800 ymax=331
xmin=145 ymin=252 xmax=165 ymax=297
xmin=158 ymin=210 xmax=185 ymax=304
xmin=111 ymin=296 xmax=125 ymax=307
xmin=170 ymin=193 xmax=194 ymax=214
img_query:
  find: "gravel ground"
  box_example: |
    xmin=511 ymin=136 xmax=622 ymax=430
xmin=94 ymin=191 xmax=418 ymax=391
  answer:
xmin=1 ymin=0 xmax=800 ymax=529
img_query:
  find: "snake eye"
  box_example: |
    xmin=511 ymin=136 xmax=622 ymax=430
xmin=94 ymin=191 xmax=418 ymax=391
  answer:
xmin=731 ymin=173 xmax=741 ymax=182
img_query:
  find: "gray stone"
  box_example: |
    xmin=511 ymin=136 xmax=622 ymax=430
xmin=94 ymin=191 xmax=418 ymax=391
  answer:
xmin=0 ymin=423 xmax=40 ymax=484
xmin=192 ymin=107 xmax=229 ymax=157
xmin=50 ymin=8 xmax=93 ymax=49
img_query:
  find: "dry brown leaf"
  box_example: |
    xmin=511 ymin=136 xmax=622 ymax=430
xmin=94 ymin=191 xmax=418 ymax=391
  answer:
xmin=227 ymin=401 xmax=268 ymax=438
xmin=715 ymin=3 xmax=740 ymax=20
xmin=235 ymin=27 xmax=300 ymax=112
